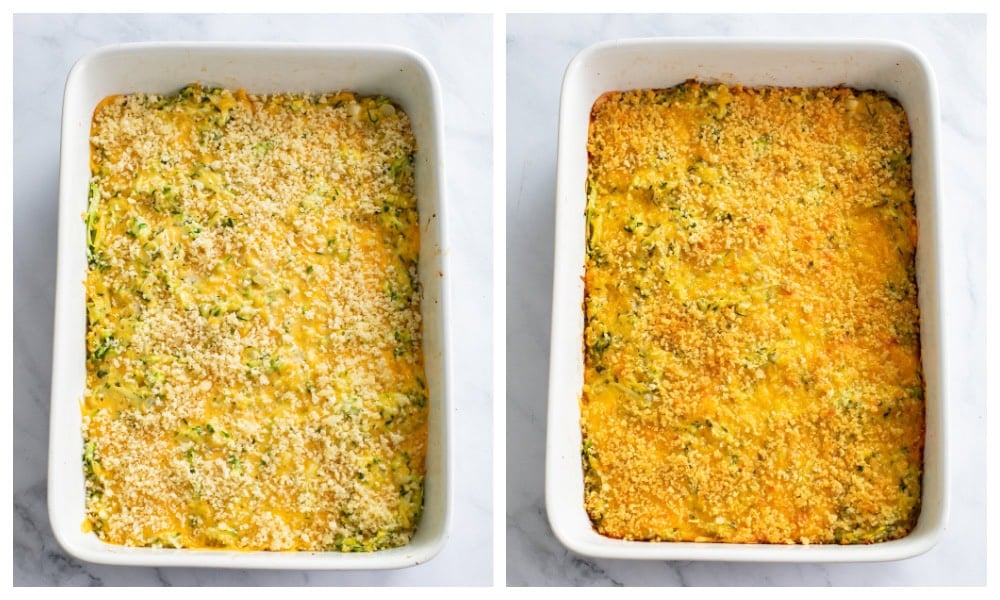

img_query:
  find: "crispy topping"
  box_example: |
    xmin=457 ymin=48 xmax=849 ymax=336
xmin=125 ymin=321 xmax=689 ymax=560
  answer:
xmin=84 ymin=85 xmax=427 ymax=551
xmin=582 ymin=81 xmax=924 ymax=544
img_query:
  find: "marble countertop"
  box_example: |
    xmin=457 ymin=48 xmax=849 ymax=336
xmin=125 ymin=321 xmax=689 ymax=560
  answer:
xmin=13 ymin=14 xmax=493 ymax=586
xmin=506 ymin=14 xmax=986 ymax=586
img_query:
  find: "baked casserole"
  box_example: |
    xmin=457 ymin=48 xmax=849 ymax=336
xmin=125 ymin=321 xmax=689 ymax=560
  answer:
xmin=83 ymin=84 xmax=427 ymax=551
xmin=582 ymin=81 xmax=924 ymax=544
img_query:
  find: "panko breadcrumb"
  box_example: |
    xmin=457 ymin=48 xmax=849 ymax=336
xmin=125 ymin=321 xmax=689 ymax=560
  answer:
xmin=83 ymin=84 xmax=427 ymax=551
xmin=582 ymin=81 xmax=924 ymax=545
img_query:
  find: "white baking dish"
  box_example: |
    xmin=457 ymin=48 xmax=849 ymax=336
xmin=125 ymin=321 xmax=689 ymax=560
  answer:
xmin=546 ymin=38 xmax=946 ymax=562
xmin=50 ymin=43 xmax=452 ymax=569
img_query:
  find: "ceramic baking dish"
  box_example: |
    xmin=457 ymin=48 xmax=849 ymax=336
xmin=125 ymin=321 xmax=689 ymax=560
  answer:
xmin=50 ymin=42 xmax=452 ymax=569
xmin=546 ymin=38 xmax=947 ymax=562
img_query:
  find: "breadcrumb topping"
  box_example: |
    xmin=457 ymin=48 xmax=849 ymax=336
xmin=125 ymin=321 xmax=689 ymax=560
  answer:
xmin=582 ymin=81 xmax=924 ymax=544
xmin=83 ymin=85 xmax=427 ymax=551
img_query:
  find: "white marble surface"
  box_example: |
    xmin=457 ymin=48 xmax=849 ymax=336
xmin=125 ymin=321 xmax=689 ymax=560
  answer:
xmin=13 ymin=13 xmax=493 ymax=586
xmin=506 ymin=14 xmax=985 ymax=586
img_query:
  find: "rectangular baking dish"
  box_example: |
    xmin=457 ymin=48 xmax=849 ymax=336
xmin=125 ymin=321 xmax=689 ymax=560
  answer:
xmin=546 ymin=38 xmax=947 ymax=562
xmin=50 ymin=42 xmax=452 ymax=569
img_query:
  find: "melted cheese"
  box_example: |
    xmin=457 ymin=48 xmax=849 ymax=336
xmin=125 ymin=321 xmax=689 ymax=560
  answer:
xmin=84 ymin=85 xmax=427 ymax=551
xmin=582 ymin=82 xmax=924 ymax=544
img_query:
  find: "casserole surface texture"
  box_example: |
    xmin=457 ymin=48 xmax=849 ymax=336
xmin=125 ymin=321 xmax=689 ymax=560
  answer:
xmin=582 ymin=81 xmax=924 ymax=544
xmin=84 ymin=84 xmax=427 ymax=551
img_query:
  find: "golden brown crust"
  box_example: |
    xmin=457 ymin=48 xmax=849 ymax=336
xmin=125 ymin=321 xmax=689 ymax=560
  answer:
xmin=582 ymin=81 xmax=924 ymax=545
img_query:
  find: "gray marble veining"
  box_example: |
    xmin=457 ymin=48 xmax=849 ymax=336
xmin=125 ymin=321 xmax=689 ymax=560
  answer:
xmin=13 ymin=13 xmax=493 ymax=586
xmin=506 ymin=13 xmax=985 ymax=586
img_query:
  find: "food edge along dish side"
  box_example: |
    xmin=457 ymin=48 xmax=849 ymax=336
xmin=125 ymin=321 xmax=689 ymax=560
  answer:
xmin=580 ymin=80 xmax=925 ymax=546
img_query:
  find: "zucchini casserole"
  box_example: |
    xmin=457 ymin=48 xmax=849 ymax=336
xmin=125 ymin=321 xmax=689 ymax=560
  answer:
xmin=84 ymin=85 xmax=427 ymax=551
xmin=582 ymin=81 xmax=924 ymax=544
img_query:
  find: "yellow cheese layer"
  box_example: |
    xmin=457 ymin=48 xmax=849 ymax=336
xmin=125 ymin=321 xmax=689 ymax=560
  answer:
xmin=582 ymin=82 xmax=924 ymax=544
xmin=84 ymin=85 xmax=427 ymax=551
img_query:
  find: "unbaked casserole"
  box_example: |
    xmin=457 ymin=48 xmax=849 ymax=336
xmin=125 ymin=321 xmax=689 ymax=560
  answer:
xmin=581 ymin=81 xmax=924 ymax=544
xmin=83 ymin=84 xmax=427 ymax=551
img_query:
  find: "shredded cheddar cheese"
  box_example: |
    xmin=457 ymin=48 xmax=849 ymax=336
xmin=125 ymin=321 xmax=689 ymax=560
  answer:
xmin=582 ymin=81 xmax=924 ymax=544
xmin=84 ymin=84 xmax=427 ymax=551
